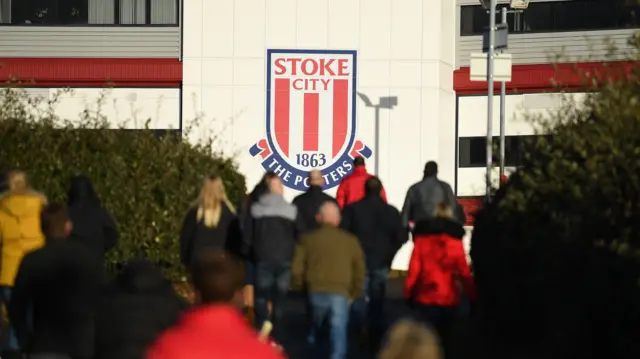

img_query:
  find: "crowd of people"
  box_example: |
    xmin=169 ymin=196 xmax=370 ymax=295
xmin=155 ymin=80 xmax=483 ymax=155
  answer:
xmin=0 ymin=156 xmax=475 ymax=359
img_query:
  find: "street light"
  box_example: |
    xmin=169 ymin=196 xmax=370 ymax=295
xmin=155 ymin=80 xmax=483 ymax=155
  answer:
xmin=356 ymin=93 xmax=398 ymax=176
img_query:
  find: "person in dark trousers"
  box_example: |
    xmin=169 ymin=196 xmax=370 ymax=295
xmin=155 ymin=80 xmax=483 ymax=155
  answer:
xmin=401 ymin=161 xmax=465 ymax=228
xmin=292 ymin=201 xmax=366 ymax=359
xmin=9 ymin=203 xmax=104 ymax=359
xmin=336 ymin=156 xmax=387 ymax=209
xmin=95 ymin=258 xmax=187 ymax=359
xmin=238 ymin=176 xmax=271 ymax=323
xmin=241 ymin=173 xmax=302 ymax=342
xmin=292 ymin=170 xmax=337 ymax=234
xmin=404 ymin=203 xmax=475 ymax=359
xmin=180 ymin=174 xmax=242 ymax=267
xmin=145 ymin=249 xmax=284 ymax=359
xmin=67 ymin=175 xmax=118 ymax=260
xmin=341 ymin=176 xmax=406 ymax=352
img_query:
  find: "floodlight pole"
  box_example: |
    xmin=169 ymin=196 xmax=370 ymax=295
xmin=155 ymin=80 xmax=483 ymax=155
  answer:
xmin=486 ymin=0 xmax=497 ymax=201
xmin=499 ymin=6 xmax=507 ymax=183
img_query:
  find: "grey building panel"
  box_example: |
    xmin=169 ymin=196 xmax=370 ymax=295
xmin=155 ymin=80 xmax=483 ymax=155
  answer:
xmin=0 ymin=27 xmax=180 ymax=58
xmin=457 ymin=29 xmax=635 ymax=67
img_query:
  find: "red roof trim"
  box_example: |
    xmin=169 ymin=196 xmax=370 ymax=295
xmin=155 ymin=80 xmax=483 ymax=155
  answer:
xmin=0 ymin=58 xmax=182 ymax=88
xmin=453 ymin=61 xmax=636 ymax=95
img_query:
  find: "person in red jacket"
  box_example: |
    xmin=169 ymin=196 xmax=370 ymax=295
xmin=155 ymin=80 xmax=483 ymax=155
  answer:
xmin=404 ymin=203 xmax=475 ymax=354
xmin=145 ymin=249 xmax=284 ymax=359
xmin=336 ymin=156 xmax=387 ymax=208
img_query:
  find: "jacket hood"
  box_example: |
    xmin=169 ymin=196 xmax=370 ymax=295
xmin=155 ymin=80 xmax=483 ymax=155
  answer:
xmin=412 ymin=218 xmax=466 ymax=239
xmin=68 ymin=175 xmax=101 ymax=206
xmin=116 ymin=258 xmax=171 ymax=295
xmin=251 ymin=193 xmax=297 ymax=221
xmin=352 ymin=166 xmax=368 ymax=176
xmin=0 ymin=192 xmax=46 ymax=218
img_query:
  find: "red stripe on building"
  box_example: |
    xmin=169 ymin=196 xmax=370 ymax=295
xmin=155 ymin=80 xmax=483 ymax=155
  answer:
xmin=274 ymin=78 xmax=291 ymax=157
xmin=453 ymin=61 xmax=635 ymax=95
xmin=0 ymin=58 xmax=182 ymax=87
xmin=332 ymin=79 xmax=349 ymax=157
xmin=303 ymin=92 xmax=319 ymax=151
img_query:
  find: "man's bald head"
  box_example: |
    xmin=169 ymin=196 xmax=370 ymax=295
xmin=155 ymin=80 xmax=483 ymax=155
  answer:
xmin=316 ymin=201 xmax=341 ymax=227
xmin=309 ymin=170 xmax=324 ymax=187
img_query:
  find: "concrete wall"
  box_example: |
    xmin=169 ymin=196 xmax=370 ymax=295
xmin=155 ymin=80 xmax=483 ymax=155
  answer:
xmin=181 ymin=0 xmax=457 ymax=209
xmin=18 ymin=88 xmax=180 ymax=129
xmin=456 ymin=92 xmax=587 ymax=196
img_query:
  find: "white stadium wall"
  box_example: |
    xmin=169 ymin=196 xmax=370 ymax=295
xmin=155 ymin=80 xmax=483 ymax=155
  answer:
xmin=20 ymin=88 xmax=180 ymax=129
xmin=181 ymin=0 xmax=457 ymax=207
xmin=456 ymin=92 xmax=587 ymax=197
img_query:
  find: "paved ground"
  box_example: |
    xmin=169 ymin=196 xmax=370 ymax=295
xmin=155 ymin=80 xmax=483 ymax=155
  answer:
xmin=278 ymin=278 xmax=473 ymax=359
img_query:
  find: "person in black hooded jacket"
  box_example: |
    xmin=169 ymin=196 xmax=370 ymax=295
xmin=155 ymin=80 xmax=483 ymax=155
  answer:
xmin=67 ymin=175 xmax=118 ymax=260
xmin=95 ymin=258 xmax=187 ymax=359
xmin=179 ymin=174 xmax=242 ymax=267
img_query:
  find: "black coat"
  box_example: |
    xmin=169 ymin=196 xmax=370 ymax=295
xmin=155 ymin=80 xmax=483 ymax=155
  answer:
xmin=292 ymin=186 xmax=338 ymax=234
xmin=179 ymin=204 xmax=242 ymax=266
xmin=341 ymin=195 xmax=407 ymax=270
xmin=9 ymin=239 xmax=104 ymax=358
xmin=95 ymin=259 xmax=187 ymax=359
xmin=67 ymin=176 xmax=118 ymax=258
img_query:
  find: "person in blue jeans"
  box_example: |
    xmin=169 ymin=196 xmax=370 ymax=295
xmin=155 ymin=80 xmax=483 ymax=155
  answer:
xmin=241 ymin=173 xmax=302 ymax=342
xmin=292 ymin=201 xmax=366 ymax=359
xmin=341 ymin=176 xmax=406 ymax=351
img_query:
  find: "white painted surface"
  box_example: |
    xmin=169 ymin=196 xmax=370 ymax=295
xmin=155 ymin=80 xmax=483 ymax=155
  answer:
xmin=52 ymin=88 xmax=180 ymax=129
xmin=455 ymin=92 xmax=586 ymax=197
xmin=181 ymin=0 xmax=457 ymax=209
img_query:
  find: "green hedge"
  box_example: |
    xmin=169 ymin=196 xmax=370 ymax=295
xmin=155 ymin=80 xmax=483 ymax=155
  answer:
xmin=470 ymin=33 xmax=640 ymax=359
xmin=0 ymin=88 xmax=246 ymax=281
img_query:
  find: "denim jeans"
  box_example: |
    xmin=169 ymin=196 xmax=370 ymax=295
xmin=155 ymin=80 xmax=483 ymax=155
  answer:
xmin=254 ymin=261 xmax=291 ymax=340
xmin=307 ymin=292 xmax=350 ymax=359
xmin=350 ymin=268 xmax=389 ymax=337
xmin=0 ymin=286 xmax=19 ymax=351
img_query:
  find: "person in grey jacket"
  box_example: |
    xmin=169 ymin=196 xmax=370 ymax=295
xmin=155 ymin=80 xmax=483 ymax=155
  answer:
xmin=401 ymin=161 xmax=464 ymax=228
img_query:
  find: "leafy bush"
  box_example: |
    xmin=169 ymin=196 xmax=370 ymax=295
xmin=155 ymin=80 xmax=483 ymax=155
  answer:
xmin=0 ymin=88 xmax=246 ymax=281
xmin=470 ymin=33 xmax=640 ymax=359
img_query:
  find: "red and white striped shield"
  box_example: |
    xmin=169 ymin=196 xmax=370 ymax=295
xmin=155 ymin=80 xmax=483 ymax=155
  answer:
xmin=250 ymin=50 xmax=371 ymax=191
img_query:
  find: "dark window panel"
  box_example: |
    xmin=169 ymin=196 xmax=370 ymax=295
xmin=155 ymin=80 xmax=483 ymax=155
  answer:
xmin=552 ymin=1 xmax=586 ymax=31
xmin=5 ymin=0 xmax=178 ymax=25
xmin=460 ymin=0 xmax=640 ymax=36
xmin=458 ymin=135 xmax=551 ymax=168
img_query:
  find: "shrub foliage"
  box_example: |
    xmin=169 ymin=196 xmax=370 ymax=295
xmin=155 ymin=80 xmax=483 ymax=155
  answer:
xmin=0 ymin=88 xmax=246 ymax=281
xmin=470 ymin=33 xmax=640 ymax=359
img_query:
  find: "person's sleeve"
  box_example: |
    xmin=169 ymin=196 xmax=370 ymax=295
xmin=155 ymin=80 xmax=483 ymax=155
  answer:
xmin=179 ymin=209 xmax=197 ymax=266
xmin=241 ymin=208 xmax=255 ymax=258
xmin=404 ymin=241 xmax=421 ymax=300
xmin=400 ymin=187 xmax=413 ymax=228
xmin=350 ymin=238 xmax=366 ymax=301
xmin=340 ymin=205 xmax=353 ymax=232
xmin=9 ymin=258 xmax=30 ymax=349
xmin=101 ymin=209 xmax=119 ymax=252
xmin=445 ymin=182 xmax=457 ymax=209
xmin=336 ymin=180 xmax=347 ymax=209
xmin=294 ymin=210 xmax=306 ymax=242
xmin=453 ymin=241 xmax=476 ymax=301
xmin=291 ymin=238 xmax=307 ymax=291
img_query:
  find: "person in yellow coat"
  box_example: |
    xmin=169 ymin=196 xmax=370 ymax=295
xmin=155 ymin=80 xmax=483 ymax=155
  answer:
xmin=0 ymin=171 xmax=46 ymax=359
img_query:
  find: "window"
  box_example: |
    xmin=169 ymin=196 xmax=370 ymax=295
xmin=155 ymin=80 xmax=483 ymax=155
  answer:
xmin=460 ymin=0 xmax=640 ymax=36
xmin=0 ymin=0 xmax=179 ymax=25
xmin=458 ymin=135 xmax=551 ymax=168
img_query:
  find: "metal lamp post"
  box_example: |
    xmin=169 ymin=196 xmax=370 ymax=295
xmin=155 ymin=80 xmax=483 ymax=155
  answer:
xmin=356 ymin=93 xmax=398 ymax=176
